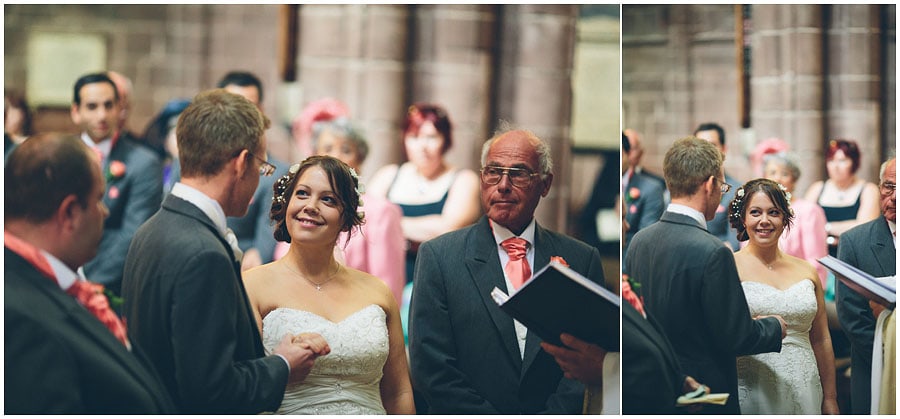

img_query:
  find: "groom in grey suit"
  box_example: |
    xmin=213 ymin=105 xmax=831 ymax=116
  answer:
xmin=409 ymin=129 xmax=605 ymax=414
xmin=122 ymin=89 xmax=327 ymax=413
xmin=837 ymin=157 xmax=896 ymax=414
xmin=625 ymin=137 xmax=785 ymax=414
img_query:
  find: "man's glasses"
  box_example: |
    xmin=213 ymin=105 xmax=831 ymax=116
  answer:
xmin=715 ymin=177 xmax=732 ymax=194
xmin=480 ymin=166 xmax=540 ymax=188
xmin=248 ymin=151 xmax=276 ymax=177
xmin=881 ymin=182 xmax=896 ymax=195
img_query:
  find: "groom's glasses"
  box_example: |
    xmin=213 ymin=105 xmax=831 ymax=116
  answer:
xmin=715 ymin=177 xmax=732 ymax=194
xmin=247 ymin=151 xmax=276 ymax=177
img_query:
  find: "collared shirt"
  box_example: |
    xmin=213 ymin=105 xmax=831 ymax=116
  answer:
xmin=170 ymin=182 xmax=229 ymax=238
xmin=169 ymin=182 xmax=290 ymax=373
xmin=889 ymin=219 xmax=896 ymax=248
xmin=44 ymin=250 xmax=81 ymax=292
xmin=666 ymin=203 xmax=707 ymax=230
xmin=81 ymin=133 xmax=113 ymax=162
xmin=490 ymin=218 xmax=537 ymax=358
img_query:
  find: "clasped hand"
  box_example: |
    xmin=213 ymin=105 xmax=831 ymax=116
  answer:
xmin=273 ymin=332 xmax=331 ymax=383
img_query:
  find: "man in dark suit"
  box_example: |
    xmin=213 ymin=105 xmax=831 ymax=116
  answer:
xmin=622 ymin=132 xmax=665 ymax=264
xmin=408 ymin=129 xmax=604 ymax=414
xmin=5 ymin=133 xmax=176 ymax=414
xmin=217 ymin=71 xmax=287 ymax=270
xmin=694 ymin=122 xmax=741 ymax=251
xmin=625 ymin=137 xmax=785 ymax=414
xmin=837 ymin=157 xmax=896 ymax=414
xmin=121 ymin=89 xmax=328 ymax=413
xmin=71 ymin=72 xmax=163 ymax=294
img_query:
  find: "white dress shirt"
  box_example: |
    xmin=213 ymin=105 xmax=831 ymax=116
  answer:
xmin=490 ymin=218 xmax=537 ymax=358
xmin=666 ymin=203 xmax=707 ymax=230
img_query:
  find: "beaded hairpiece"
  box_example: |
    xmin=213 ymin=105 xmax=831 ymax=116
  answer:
xmin=348 ymin=167 xmax=366 ymax=219
xmin=273 ymin=163 xmax=301 ymax=204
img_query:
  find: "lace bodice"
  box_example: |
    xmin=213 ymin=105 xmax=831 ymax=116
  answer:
xmin=262 ymin=304 xmax=389 ymax=415
xmin=737 ymin=279 xmax=822 ymax=414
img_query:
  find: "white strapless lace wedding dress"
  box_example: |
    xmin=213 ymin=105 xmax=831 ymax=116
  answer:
xmin=262 ymin=304 xmax=389 ymax=415
xmin=737 ymin=279 xmax=822 ymax=414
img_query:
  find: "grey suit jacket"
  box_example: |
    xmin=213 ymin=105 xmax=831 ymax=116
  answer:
xmin=5 ymin=248 xmax=176 ymax=414
xmin=836 ymin=216 xmax=896 ymax=414
xmin=84 ymin=134 xmax=163 ymax=292
xmin=625 ymin=211 xmax=782 ymax=414
xmin=408 ymin=216 xmax=605 ymax=414
xmin=121 ymin=194 xmax=288 ymax=414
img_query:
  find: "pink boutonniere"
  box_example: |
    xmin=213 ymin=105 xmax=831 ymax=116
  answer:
xmin=107 ymin=160 xmax=126 ymax=182
xmin=550 ymin=256 xmax=569 ymax=267
xmin=628 ymin=187 xmax=641 ymax=201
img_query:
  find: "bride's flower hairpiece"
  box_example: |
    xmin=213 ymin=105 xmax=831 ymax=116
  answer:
xmin=274 ymin=163 xmax=301 ymax=204
xmin=777 ymin=182 xmax=794 ymax=216
xmin=729 ymin=187 xmax=745 ymax=221
xmin=348 ymin=167 xmax=366 ymax=219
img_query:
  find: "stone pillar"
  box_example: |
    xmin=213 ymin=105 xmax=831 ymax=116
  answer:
xmin=408 ymin=5 xmax=499 ymax=172
xmin=826 ymin=4 xmax=884 ymax=183
xmin=750 ymin=4 xmax=825 ymax=195
xmin=494 ymin=5 xmax=579 ymax=232
xmin=298 ymin=4 xmax=410 ymax=180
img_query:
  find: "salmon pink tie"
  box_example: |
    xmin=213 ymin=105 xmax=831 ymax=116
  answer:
xmin=501 ymin=237 xmax=531 ymax=290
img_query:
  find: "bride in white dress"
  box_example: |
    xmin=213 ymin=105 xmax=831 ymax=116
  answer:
xmin=728 ymin=178 xmax=839 ymax=414
xmin=245 ymin=156 xmax=415 ymax=414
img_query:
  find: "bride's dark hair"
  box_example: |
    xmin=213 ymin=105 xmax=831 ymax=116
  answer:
xmin=728 ymin=178 xmax=794 ymax=242
xmin=270 ymin=155 xmax=365 ymax=244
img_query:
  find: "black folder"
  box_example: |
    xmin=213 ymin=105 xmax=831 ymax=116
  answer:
xmin=491 ymin=260 xmax=620 ymax=350
xmin=819 ymin=255 xmax=895 ymax=309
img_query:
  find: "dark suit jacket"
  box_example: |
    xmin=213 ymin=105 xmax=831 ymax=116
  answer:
xmin=707 ymin=172 xmax=741 ymax=251
xmin=625 ymin=211 xmax=782 ymax=414
xmin=5 ymin=248 xmax=176 ymax=414
xmin=227 ymin=155 xmax=287 ymax=264
xmin=84 ymin=135 xmax=163 ymax=292
xmin=622 ymin=303 xmax=685 ymax=415
xmin=836 ymin=216 xmax=896 ymax=414
xmin=121 ymin=194 xmax=289 ymax=414
xmin=623 ymin=171 xmax=665 ymax=265
xmin=408 ymin=216 xmax=605 ymax=414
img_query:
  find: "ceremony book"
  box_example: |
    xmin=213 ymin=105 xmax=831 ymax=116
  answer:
xmin=490 ymin=260 xmax=620 ymax=350
xmin=819 ymin=256 xmax=896 ymax=309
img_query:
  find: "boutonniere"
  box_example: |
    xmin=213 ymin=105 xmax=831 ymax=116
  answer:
xmin=107 ymin=160 xmax=127 ymax=182
xmin=550 ymin=256 xmax=569 ymax=267
xmin=625 ymin=186 xmax=641 ymax=203
xmin=621 ymin=274 xmax=646 ymax=316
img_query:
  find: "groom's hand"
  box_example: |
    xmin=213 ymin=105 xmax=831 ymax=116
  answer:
xmin=273 ymin=334 xmax=328 ymax=383
xmin=756 ymin=314 xmax=787 ymax=339
xmin=293 ymin=332 xmax=331 ymax=356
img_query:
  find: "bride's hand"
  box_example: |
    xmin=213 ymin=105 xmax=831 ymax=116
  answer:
xmin=293 ymin=332 xmax=331 ymax=356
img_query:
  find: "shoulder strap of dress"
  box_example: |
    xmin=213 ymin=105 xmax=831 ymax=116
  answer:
xmin=816 ymin=180 xmax=827 ymax=205
xmin=385 ymin=164 xmax=403 ymax=199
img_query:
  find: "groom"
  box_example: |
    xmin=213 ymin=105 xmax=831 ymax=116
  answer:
xmin=122 ymin=89 xmax=329 ymax=414
xmin=625 ymin=137 xmax=785 ymax=414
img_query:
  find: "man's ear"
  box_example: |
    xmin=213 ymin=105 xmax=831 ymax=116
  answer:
xmin=540 ymin=173 xmax=554 ymax=198
xmin=70 ymin=104 xmax=81 ymax=125
xmin=233 ymin=149 xmax=250 ymax=178
xmin=57 ymin=194 xmax=82 ymax=233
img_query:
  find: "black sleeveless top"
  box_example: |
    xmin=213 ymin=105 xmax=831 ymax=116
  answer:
xmin=817 ymin=181 xmax=862 ymax=223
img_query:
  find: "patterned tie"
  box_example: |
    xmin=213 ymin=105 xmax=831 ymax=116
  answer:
xmin=501 ymin=237 xmax=531 ymax=290
xmin=224 ymin=228 xmax=243 ymax=262
xmin=67 ymin=280 xmax=131 ymax=349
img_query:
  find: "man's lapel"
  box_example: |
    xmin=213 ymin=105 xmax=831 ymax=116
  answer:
xmin=465 ymin=217 xmax=523 ymax=368
xmin=869 ymin=218 xmax=897 ymax=276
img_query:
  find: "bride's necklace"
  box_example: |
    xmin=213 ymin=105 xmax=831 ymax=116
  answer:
xmin=756 ymin=254 xmax=778 ymax=271
xmin=285 ymin=261 xmax=342 ymax=291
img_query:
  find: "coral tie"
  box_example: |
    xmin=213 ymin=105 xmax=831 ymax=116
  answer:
xmin=67 ymin=280 xmax=130 ymax=349
xmin=501 ymin=237 xmax=531 ymax=290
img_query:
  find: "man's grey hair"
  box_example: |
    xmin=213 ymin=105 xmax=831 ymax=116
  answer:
xmin=880 ymin=156 xmax=896 ymax=182
xmin=480 ymin=123 xmax=553 ymax=179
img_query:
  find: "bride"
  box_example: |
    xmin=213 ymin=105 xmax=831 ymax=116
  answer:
xmin=245 ymin=156 xmax=415 ymax=414
xmin=728 ymin=178 xmax=839 ymax=414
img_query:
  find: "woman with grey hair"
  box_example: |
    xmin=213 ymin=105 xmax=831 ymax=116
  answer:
xmin=763 ymin=152 xmax=829 ymax=286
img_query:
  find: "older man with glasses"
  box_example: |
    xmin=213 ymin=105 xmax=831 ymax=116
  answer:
xmin=836 ymin=157 xmax=897 ymax=414
xmin=408 ymin=128 xmax=606 ymax=414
